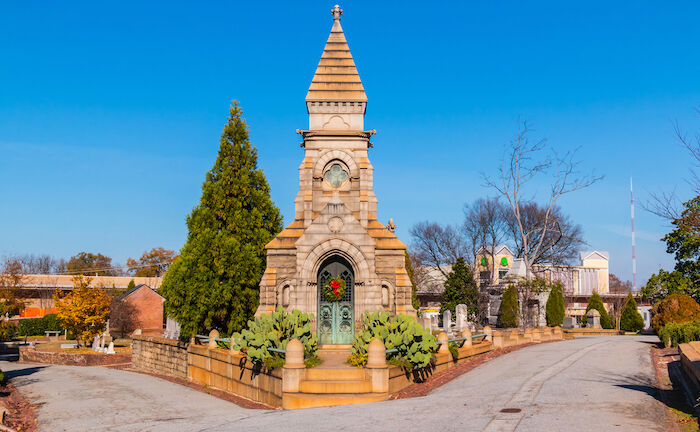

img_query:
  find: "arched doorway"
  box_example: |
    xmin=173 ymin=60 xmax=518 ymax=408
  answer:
xmin=317 ymin=255 xmax=354 ymax=345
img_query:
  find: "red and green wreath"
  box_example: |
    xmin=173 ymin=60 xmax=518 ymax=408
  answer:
xmin=322 ymin=277 xmax=346 ymax=302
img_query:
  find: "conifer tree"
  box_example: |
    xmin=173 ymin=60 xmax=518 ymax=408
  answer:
xmin=619 ymin=293 xmax=645 ymax=332
xmin=440 ymin=258 xmax=479 ymax=319
xmin=161 ymin=102 xmax=283 ymax=336
xmin=499 ymin=284 xmax=519 ymax=328
xmin=545 ymin=281 xmax=565 ymax=327
xmin=405 ymin=251 xmax=421 ymax=313
xmin=583 ymin=292 xmax=613 ymax=329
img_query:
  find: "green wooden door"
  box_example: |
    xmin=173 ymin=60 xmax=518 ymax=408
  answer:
xmin=317 ymin=258 xmax=354 ymax=345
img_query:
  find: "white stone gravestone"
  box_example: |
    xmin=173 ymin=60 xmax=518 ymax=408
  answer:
xmin=455 ymin=304 xmax=468 ymax=331
xmin=443 ymin=310 xmax=452 ymax=335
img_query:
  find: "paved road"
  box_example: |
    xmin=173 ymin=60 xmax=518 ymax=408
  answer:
xmin=1 ymin=335 xmax=667 ymax=432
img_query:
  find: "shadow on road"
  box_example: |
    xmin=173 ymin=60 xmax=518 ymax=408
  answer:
xmin=594 ymin=368 xmax=697 ymax=425
xmin=5 ymin=366 xmax=46 ymax=380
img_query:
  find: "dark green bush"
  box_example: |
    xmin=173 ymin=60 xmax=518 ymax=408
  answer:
xmin=658 ymin=320 xmax=700 ymax=347
xmin=498 ymin=285 xmax=519 ymax=328
xmin=0 ymin=322 xmax=17 ymax=342
xmin=545 ymin=282 xmax=565 ymax=327
xmin=620 ymin=293 xmax=645 ymax=332
xmin=17 ymin=314 xmax=63 ymax=336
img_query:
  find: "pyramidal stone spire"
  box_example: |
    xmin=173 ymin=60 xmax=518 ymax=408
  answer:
xmin=306 ymin=4 xmax=367 ymax=104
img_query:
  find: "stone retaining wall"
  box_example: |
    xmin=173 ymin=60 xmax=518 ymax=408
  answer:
xmin=132 ymin=335 xmax=188 ymax=380
xmin=19 ymin=347 xmax=131 ymax=366
xmin=563 ymin=329 xmax=625 ymax=336
xmin=188 ymin=344 xmax=282 ymax=408
xmin=679 ymin=342 xmax=700 ymax=393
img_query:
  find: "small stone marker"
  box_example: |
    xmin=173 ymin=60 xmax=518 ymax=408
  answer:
xmin=443 ymin=310 xmax=452 ymax=335
xmin=430 ymin=315 xmax=439 ymax=332
xmin=106 ymin=341 xmax=115 ymax=354
xmin=455 ymin=304 xmax=468 ymax=331
xmin=562 ymin=316 xmax=577 ymax=329
xmin=586 ymin=309 xmax=601 ymax=329
xmin=92 ymin=335 xmax=100 ymax=352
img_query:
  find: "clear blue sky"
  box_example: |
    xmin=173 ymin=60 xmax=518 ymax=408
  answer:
xmin=1 ymin=2 xmax=699 ymax=286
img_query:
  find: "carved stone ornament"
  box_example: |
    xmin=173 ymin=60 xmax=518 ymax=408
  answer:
xmin=328 ymin=216 xmax=344 ymax=233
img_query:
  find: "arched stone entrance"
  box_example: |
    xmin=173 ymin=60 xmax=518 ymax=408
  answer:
xmin=317 ymin=255 xmax=354 ymax=345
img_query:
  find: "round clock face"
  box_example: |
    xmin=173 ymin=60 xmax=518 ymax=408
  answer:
xmin=324 ymin=163 xmax=348 ymax=188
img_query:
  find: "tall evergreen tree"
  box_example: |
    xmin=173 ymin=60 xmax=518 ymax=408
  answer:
xmin=161 ymin=102 xmax=283 ymax=336
xmin=545 ymin=281 xmax=565 ymax=327
xmin=619 ymin=293 xmax=644 ymax=332
xmin=499 ymin=284 xmax=519 ymax=328
xmin=440 ymin=258 xmax=479 ymax=319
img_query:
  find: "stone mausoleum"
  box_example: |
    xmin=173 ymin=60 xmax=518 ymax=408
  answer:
xmin=256 ymin=5 xmax=415 ymax=344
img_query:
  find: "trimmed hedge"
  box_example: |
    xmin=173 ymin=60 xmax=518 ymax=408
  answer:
xmin=17 ymin=314 xmax=63 ymax=336
xmin=658 ymin=320 xmax=700 ymax=348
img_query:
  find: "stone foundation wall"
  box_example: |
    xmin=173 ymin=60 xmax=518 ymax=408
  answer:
xmin=188 ymin=344 xmax=282 ymax=408
xmin=19 ymin=347 xmax=131 ymax=366
xmin=132 ymin=335 xmax=188 ymax=380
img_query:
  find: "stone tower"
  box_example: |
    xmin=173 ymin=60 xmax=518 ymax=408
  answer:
xmin=256 ymin=5 xmax=415 ymax=344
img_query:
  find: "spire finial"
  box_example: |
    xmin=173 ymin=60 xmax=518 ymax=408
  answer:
xmin=331 ymin=4 xmax=342 ymax=21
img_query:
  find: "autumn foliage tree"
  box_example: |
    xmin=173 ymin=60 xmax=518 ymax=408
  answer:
xmin=66 ymin=252 xmax=116 ymax=276
xmin=54 ymin=275 xmax=111 ymax=345
xmin=0 ymin=258 xmax=26 ymax=316
xmin=127 ymin=248 xmax=177 ymax=277
xmin=161 ymin=102 xmax=283 ymax=336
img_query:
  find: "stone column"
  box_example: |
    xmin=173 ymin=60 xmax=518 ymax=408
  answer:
xmin=282 ymin=339 xmax=305 ymax=393
xmin=461 ymin=329 xmax=472 ymax=348
xmin=483 ymin=325 xmax=493 ymax=343
xmin=437 ymin=332 xmax=449 ymax=354
xmin=208 ymin=330 xmax=219 ymax=349
xmin=366 ymin=339 xmax=388 ymax=393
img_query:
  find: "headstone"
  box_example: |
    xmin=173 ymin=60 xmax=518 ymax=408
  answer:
xmin=562 ymin=316 xmax=577 ymax=329
xmin=164 ymin=317 xmax=181 ymax=340
xmin=586 ymin=309 xmax=601 ymax=329
xmin=92 ymin=335 xmax=100 ymax=352
xmin=455 ymin=304 xmax=468 ymax=331
xmin=100 ymin=332 xmax=106 ymax=350
xmin=430 ymin=315 xmax=439 ymax=332
xmin=105 ymin=341 xmax=115 ymax=354
xmin=443 ymin=310 xmax=452 ymax=335
xmin=420 ymin=317 xmax=432 ymax=332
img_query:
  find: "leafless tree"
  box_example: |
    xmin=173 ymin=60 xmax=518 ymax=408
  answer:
xmin=645 ymin=109 xmax=700 ymax=234
xmin=409 ymin=222 xmax=467 ymax=278
xmin=483 ymin=120 xmax=602 ymax=278
xmin=463 ymin=197 xmax=508 ymax=283
xmin=503 ymin=203 xmax=585 ymax=265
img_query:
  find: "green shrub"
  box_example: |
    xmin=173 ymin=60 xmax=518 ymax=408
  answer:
xmin=658 ymin=320 xmax=700 ymax=347
xmin=545 ymin=282 xmax=565 ymax=327
xmin=583 ymin=292 xmax=613 ymax=329
xmin=232 ymin=307 xmax=317 ymax=368
xmin=620 ymin=293 xmax=645 ymax=332
xmin=651 ymin=294 xmax=700 ymax=334
xmin=0 ymin=322 xmax=17 ymax=342
xmin=499 ymin=285 xmax=519 ymax=328
xmin=348 ymin=311 xmax=437 ymax=371
xmin=17 ymin=314 xmax=63 ymax=336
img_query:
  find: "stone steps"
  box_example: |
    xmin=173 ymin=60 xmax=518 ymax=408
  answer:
xmin=282 ymin=392 xmax=388 ymax=409
xmin=299 ymin=378 xmax=372 ymax=393
xmin=305 ymin=367 xmax=366 ymax=381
